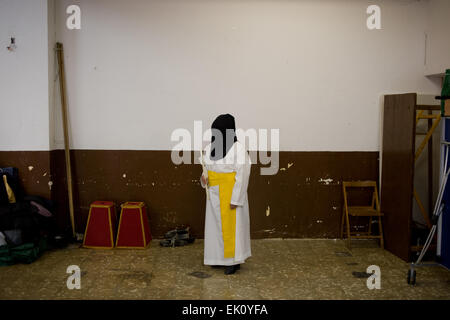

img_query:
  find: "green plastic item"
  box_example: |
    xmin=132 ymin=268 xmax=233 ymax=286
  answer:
xmin=0 ymin=238 xmax=48 ymax=266
xmin=440 ymin=69 xmax=450 ymax=116
xmin=0 ymin=245 xmax=14 ymax=266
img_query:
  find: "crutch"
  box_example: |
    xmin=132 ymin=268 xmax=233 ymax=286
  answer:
xmin=407 ymin=141 xmax=450 ymax=285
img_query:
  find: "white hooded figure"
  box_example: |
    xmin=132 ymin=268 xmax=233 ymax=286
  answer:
xmin=200 ymin=114 xmax=252 ymax=275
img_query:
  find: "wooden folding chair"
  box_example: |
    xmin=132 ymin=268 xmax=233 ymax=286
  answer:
xmin=341 ymin=181 xmax=384 ymax=249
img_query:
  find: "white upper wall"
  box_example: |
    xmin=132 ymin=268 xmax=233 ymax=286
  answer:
xmin=425 ymin=0 xmax=450 ymax=76
xmin=54 ymin=0 xmax=441 ymax=151
xmin=2 ymin=0 xmax=446 ymax=151
xmin=0 ymin=0 xmax=50 ymax=151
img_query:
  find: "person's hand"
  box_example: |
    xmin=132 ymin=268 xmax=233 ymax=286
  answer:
xmin=201 ymin=175 xmax=208 ymax=186
xmin=230 ymin=204 xmax=238 ymax=210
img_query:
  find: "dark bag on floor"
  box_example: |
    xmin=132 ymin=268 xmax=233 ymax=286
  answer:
xmin=3 ymin=229 xmax=23 ymax=246
xmin=24 ymin=195 xmax=54 ymax=213
xmin=0 ymin=201 xmax=41 ymax=244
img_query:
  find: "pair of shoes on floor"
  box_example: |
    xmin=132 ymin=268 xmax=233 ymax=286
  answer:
xmin=224 ymin=264 xmax=240 ymax=275
xmin=159 ymin=226 xmax=195 ymax=247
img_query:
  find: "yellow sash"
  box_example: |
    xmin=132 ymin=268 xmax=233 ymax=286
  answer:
xmin=3 ymin=175 xmax=16 ymax=204
xmin=208 ymin=171 xmax=236 ymax=259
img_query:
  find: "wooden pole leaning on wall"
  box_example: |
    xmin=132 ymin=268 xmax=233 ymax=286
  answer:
xmin=56 ymin=42 xmax=76 ymax=238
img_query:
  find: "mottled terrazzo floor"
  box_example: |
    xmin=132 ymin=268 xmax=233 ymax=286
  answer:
xmin=1 ymin=239 xmax=449 ymax=300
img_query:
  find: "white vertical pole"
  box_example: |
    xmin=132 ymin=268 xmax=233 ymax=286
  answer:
xmin=437 ymin=119 xmax=445 ymax=256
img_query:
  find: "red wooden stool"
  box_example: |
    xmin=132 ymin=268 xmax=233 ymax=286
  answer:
xmin=83 ymin=201 xmax=117 ymax=249
xmin=116 ymin=202 xmax=152 ymax=249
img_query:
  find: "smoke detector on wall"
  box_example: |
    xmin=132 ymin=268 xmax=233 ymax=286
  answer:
xmin=7 ymin=37 xmax=16 ymax=52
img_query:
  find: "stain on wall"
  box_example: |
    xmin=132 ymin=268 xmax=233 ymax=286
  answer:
xmin=1 ymin=150 xmax=378 ymax=239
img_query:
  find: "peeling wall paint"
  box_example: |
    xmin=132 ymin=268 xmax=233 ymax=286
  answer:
xmin=318 ymin=178 xmax=334 ymax=185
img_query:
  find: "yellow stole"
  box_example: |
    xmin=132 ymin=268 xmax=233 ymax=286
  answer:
xmin=3 ymin=175 xmax=16 ymax=204
xmin=208 ymin=171 xmax=236 ymax=259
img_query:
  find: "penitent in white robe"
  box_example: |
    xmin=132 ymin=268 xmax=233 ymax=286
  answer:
xmin=200 ymin=141 xmax=252 ymax=266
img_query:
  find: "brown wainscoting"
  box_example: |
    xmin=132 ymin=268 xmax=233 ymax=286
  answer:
xmin=1 ymin=150 xmax=379 ymax=239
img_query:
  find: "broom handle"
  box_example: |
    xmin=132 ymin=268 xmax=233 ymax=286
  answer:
xmin=56 ymin=42 xmax=76 ymax=238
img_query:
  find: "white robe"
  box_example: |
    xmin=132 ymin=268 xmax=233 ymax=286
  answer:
xmin=200 ymin=141 xmax=252 ymax=266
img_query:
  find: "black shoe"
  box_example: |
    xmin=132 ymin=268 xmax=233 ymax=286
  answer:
xmin=211 ymin=265 xmax=224 ymax=268
xmin=224 ymin=265 xmax=240 ymax=275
